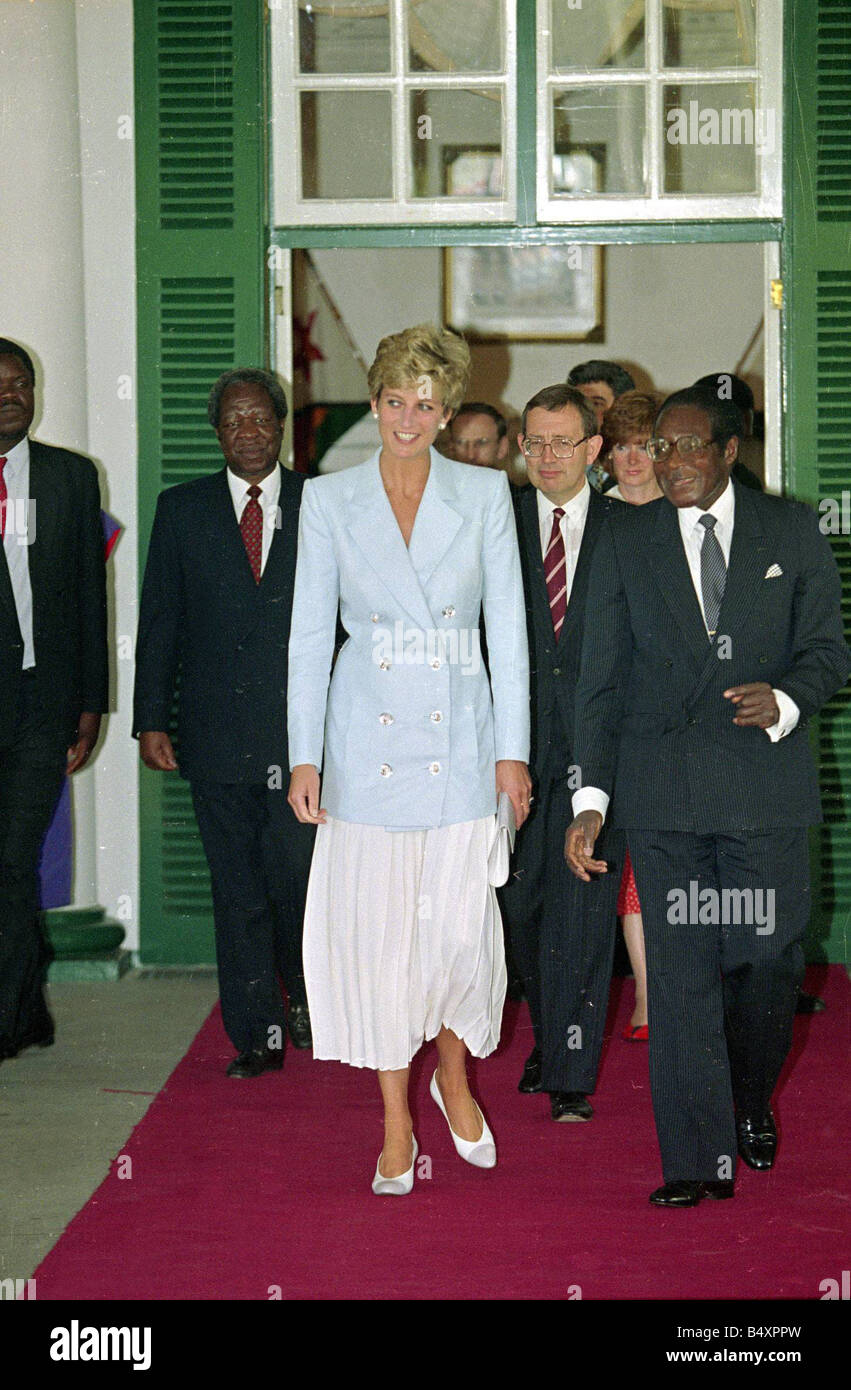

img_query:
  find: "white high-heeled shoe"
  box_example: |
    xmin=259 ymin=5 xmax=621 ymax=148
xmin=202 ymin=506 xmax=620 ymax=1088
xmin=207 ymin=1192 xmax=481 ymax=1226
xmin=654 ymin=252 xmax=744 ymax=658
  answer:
xmin=372 ymin=1135 xmax=418 ymax=1196
xmin=430 ymin=1070 xmax=496 ymax=1169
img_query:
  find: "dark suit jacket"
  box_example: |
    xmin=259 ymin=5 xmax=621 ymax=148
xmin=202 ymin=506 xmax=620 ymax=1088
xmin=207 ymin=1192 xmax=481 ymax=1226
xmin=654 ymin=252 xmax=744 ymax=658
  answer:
xmin=574 ymin=483 xmax=851 ymax=832
xmin=133 ymin=465 xmax=304 ymax=784
xmin=514 ymin=483 xmax=613 ymax=784
xmin=0 ymin=440 xmax=108 ymax=747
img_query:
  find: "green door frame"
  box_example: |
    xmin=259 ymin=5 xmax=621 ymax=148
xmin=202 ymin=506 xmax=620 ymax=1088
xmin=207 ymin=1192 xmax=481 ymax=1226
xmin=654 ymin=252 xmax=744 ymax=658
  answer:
xmin=137 ymin=0 xmax=847 ymax=965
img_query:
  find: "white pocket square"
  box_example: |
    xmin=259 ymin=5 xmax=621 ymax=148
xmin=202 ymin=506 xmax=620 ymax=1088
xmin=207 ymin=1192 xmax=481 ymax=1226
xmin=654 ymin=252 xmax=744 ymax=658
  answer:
xmin=764 ymin=563 xmax=783 ymax=579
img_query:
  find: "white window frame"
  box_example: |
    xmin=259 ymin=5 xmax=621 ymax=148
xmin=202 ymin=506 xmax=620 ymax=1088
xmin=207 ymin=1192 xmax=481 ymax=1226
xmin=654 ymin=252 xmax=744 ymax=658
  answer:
xmin=270 ymin=0 xmax=517 ymax=225
xmin=536 ymin=0 xmax=782 ymax=222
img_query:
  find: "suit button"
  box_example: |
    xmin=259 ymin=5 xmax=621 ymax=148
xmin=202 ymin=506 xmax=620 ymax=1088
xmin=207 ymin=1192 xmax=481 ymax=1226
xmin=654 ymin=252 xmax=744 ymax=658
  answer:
xmin=429 ymin=762 xmax=441 ymax=775
xmin=758 ymin=656 xmax=768 ymax=664
xmin=379 ymin=713 xmax=394 ymax=725
xmin=430 ymin=711 xmax=442 ymax=723
xmin=553 ymin=667 xmax=561 ymax=676
xmin=430 ymin=659 xmax=441 ymax=670
xmin=379 ymin=764 xmax=393 ymax=777
xmin=665 ymin=660 xmax=673 ymax=668
xmin=686 ymin=716 xmax=697 ymax=725
xmin=442 ymin=605 xmax=455 ymax=618
xmin=379 ymin=659 xmax=391 ymax=671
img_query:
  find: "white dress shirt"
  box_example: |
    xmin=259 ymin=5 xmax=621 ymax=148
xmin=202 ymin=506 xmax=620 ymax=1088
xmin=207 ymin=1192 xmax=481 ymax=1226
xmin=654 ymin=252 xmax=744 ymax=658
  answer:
xmin=536 ymin=479 xmax=591 ymax=599
xmin=226 ymin=463 xmax=282 ymax=577
xmin=1 ymin=437 xmax=35 ymax=668
xmin=573 ymin=480 xmax=799 ymax=821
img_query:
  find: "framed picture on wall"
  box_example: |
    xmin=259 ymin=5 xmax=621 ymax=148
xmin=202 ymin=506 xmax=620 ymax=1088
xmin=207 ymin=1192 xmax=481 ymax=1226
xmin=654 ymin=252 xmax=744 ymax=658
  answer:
xmin=443 ymin=147 xmax=604 ymax=342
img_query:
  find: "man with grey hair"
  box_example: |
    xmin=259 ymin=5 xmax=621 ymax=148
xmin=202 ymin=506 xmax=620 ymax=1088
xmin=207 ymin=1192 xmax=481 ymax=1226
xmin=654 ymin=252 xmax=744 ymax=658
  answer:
xmin=134 ymin=368 xmax=314 ymax=1076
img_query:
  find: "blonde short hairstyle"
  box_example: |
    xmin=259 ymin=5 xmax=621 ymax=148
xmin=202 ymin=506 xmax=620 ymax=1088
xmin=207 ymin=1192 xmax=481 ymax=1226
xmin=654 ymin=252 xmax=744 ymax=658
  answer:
xmin=367 ymin=323 xmax=471 ymax=416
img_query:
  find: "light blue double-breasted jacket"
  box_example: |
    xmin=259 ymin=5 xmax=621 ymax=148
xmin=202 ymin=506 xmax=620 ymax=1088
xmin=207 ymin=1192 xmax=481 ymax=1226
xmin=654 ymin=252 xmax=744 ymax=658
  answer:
xmin=287 ymin=448 xmax=530 ymax=828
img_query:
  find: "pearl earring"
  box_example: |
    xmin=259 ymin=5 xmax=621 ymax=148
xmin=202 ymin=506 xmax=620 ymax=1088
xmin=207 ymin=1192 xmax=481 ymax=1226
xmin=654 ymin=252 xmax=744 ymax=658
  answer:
xmin=372 ymin=411 xmax=378 ymax=419
xmin=438 ymin=422 xmax=446 ymax=430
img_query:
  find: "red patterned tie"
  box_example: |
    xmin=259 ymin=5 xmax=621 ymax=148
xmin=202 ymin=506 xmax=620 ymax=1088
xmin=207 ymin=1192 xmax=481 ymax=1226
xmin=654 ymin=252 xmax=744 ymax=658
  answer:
xmin=240 ymin=484 xmax=263 ymax=583
xmin=545 ymin=506 xmax=567 ymax=638
xmin=0 ymin=458 xmax=7 ymax=539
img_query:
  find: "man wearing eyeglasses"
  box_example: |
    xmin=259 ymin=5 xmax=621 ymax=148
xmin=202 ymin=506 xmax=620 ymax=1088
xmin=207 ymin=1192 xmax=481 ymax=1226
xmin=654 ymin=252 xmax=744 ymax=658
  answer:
xmin=134 ymin=369 xmax=315 ymax=1078
xmin=565 ymin=383 xmax=849 ymax=1207
xmin=503 ymin=384 xmax=625 ymax=1123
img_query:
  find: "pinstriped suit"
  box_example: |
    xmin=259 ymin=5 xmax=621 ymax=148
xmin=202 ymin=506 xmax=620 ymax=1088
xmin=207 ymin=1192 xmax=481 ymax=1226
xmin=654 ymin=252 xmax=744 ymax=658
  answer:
xmin=502 ymin=484 xmax=624 ymax=1089
xmin=574 ymin=483 xmax=850 ymax=1180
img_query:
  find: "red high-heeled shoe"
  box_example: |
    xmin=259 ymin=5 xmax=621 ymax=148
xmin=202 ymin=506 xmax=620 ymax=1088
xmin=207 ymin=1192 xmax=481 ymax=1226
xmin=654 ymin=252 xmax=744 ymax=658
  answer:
xmin=622 ymin=1022 xmax=648 ymax=1041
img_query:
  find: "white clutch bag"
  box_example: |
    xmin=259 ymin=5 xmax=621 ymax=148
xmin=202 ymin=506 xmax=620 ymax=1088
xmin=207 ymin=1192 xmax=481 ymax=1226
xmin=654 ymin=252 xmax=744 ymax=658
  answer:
xmin=487 ymin=792 xmax=517 ymax=887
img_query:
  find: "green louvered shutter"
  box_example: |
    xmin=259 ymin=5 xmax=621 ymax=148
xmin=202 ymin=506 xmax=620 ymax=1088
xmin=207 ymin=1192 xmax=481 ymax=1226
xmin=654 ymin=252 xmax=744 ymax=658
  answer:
xmin=786 ymin=0 xmax=851 ymax=964
xmin=136 ymin=1 xmax=266 ymax=963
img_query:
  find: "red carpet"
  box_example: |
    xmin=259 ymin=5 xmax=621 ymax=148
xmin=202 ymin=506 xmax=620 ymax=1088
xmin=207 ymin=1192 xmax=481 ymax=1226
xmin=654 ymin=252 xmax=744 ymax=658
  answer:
xmin=33 ymin=967 xmax=849 ymax=1300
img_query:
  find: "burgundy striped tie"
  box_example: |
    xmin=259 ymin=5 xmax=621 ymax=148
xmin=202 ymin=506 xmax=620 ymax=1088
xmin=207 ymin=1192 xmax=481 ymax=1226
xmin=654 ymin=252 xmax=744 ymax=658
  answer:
xmin=0 ymin=458 xmax=7 ymax=539
xmin=545 ymin=506 xmax=567 ymax=638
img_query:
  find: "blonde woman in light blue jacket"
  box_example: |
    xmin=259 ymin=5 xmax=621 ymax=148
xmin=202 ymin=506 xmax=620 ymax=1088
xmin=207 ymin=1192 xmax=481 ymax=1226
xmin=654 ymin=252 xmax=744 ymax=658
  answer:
xmin=288 ymin=324 xmax=531 ymax=1195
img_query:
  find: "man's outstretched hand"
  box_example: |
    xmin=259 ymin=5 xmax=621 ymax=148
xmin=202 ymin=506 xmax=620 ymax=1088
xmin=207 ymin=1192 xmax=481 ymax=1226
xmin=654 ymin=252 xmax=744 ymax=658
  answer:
xmin=564 ymin=810 xmax=606 ymax=881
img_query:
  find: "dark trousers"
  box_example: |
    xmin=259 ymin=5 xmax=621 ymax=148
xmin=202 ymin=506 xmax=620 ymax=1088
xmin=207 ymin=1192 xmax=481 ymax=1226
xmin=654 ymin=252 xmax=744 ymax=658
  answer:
xmin=500 ymin=772 xmax=623 ymax=1090
xmin=190 ymin=779 xmax=315 ymax=1054
xmin=629 ymin=829 xmax=808 ymax=1183
xmin=0 ymin=673 xmax=67 ymax=1053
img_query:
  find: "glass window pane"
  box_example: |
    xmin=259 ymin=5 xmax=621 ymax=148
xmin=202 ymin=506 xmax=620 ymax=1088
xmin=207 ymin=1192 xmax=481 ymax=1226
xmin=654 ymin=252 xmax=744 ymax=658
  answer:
xmin=300 ymin=90 xmax=393 ymax=199
xmin=410 ymin=88 xmax=504 ymax=197
xmin=407 ymin=0 xmax=503 ymax=73
xmin=663 ymin=83 xmax=761 ymax=193
xmin=663 ymin=0 xmax=757 ymax=69
xmin=552 ymin=86 xmax=646 ymax=195
xmin=298 ymin=1 xmax=391 ymax=74
xmin=551 ymin=0 xmax=646 ymax=73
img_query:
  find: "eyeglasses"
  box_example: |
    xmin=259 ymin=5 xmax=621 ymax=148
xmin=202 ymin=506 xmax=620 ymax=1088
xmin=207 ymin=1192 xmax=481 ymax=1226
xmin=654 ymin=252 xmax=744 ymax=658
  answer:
xmin=522 ymin=435 xmax=591 ymax=459
xmin=645 ymin=435 xmax=716 ymax=463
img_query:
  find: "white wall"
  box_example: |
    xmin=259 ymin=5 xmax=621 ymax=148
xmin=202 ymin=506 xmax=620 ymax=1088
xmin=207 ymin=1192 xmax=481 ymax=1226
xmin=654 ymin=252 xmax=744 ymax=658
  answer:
xmin=75 ymin=0 xmax=139 ymax=948
xmin=308 ymin=241 xmax=768 ymax=421
xmin=0 ymin=0 xmax=139 ymax=946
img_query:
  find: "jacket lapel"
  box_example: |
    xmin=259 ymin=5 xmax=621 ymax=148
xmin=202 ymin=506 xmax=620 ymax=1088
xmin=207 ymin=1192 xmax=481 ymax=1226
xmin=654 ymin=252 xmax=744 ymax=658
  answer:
xmin=688 ymin=482 xmax=770 ymax=701
xmin=346 ymin=452 xmax=445 ymax=631
xmin=648 ymin=497 xmax=711 ymax=670
xmin=559 ymin=488 xmax=606 ymax=647
xmin=517 ymin=484 xmax=554 ymax=641
xmin=25 ymin=443 xmax=59 ymax=626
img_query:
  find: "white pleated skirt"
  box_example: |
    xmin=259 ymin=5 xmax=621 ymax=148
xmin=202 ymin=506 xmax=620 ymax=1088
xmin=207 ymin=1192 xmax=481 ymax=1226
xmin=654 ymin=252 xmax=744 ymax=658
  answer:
xmin=302 ymin=815 xmax=506 ymax=1071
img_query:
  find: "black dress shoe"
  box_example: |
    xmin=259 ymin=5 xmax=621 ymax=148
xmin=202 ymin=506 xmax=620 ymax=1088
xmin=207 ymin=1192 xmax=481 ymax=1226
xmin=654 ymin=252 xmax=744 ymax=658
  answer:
xmin=550 ymin=1090 xmax=593 ymax=1122
xmin=736 ymin=1112 xmax=777 ymax=1170
xmin=517 ymin=1046 xmax=542 ymax=1093
xmin=287 ymin=1002 xmax=313 ymax=1050
xmin=226 ymin=1046 xmax=285 ymax=1079
xmin=650 ymin=1179 xmax=735 ymax=1207
xmin=796 ymin=990 xmax=826 ymax=1014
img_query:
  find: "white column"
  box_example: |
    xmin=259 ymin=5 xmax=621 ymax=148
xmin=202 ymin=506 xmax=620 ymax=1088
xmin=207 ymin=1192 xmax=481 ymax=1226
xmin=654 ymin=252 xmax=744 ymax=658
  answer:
xmin=75 ymin=0 xmax=139 ymax=940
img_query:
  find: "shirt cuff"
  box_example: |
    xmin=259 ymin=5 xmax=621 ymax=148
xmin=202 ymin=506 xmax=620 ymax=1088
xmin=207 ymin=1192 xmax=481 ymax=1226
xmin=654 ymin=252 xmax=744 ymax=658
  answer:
xmin=572 ymin=786 xmax=610 ymax=820
xmin=766 ymin=688 xmax=800 ymax=742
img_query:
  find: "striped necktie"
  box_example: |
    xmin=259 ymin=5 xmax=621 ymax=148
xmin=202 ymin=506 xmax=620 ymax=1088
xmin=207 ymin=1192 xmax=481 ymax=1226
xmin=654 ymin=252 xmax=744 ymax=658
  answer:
xmin=0 ymin=458 xmax=7 ymax=539
xmin=699 ymin=512 xmax=726 ymax=639
xmin=545 ymin=506 xmax=567 ymax=639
